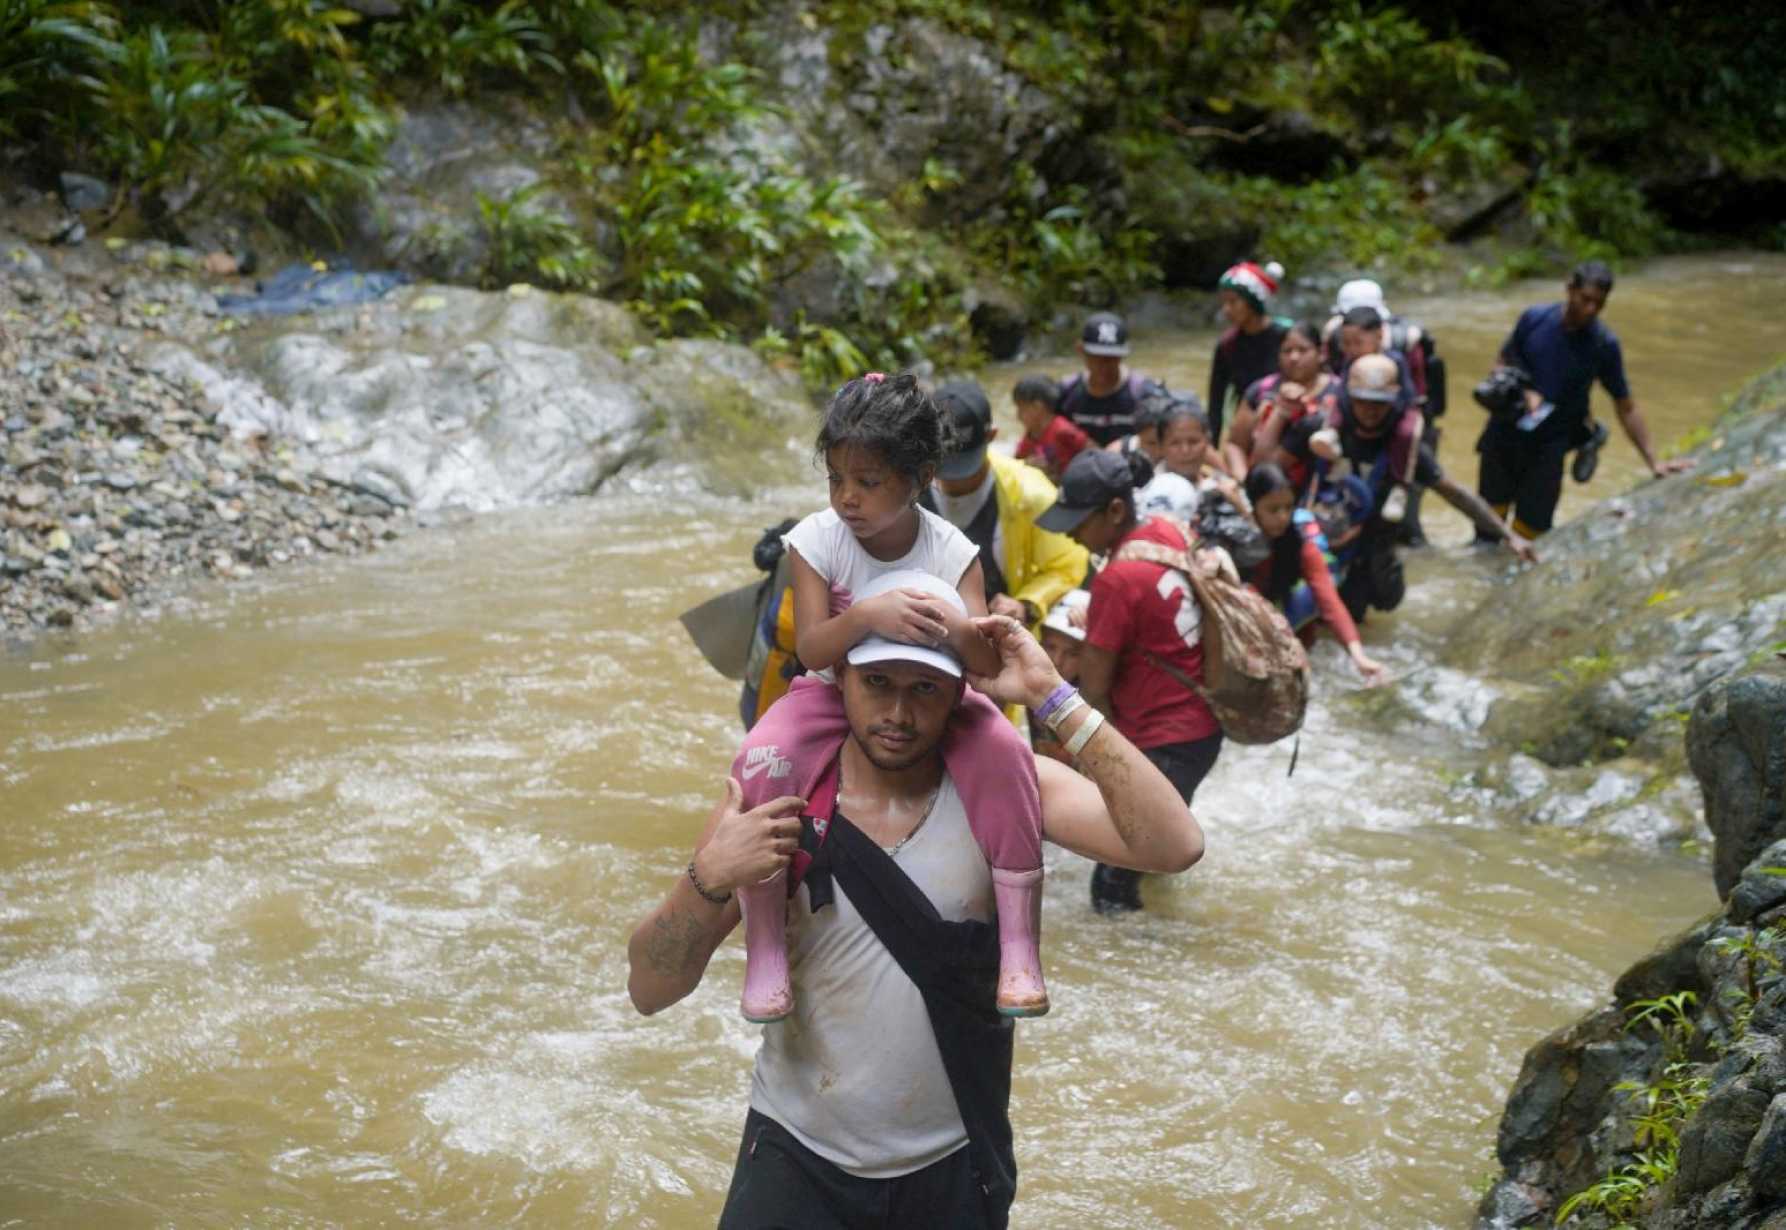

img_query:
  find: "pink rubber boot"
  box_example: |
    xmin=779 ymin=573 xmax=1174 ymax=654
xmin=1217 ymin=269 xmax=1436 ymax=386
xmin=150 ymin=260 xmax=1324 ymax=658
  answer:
xmin=991 ymin=867 xmax=1049 ymax=1018
xmin=737 ymin=868 xmax=793 ymax=1023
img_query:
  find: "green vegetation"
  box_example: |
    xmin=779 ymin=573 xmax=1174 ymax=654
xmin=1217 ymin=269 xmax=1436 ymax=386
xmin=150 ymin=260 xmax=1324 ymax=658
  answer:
xmin=1549 ymin=647 xmax=1619 ymax=689
xmin=1555 ymin=992 xmax=1707 ymax=1228
xmin=6 ymin=0 xmax=1784 ymax=384
xmin=1708 ymin=918 xmax=1786 ymax=1043
xmin=474 ymin=184 xmax=599 ymax=291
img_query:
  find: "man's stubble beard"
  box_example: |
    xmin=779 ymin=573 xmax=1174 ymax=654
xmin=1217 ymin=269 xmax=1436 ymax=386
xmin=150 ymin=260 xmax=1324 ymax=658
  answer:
xmin=850 ymin=722 xmax=945 ymax=774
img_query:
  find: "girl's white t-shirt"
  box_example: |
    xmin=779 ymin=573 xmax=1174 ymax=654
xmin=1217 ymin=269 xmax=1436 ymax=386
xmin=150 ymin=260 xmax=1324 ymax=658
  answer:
xmin=783 ymin=507 xmax=980 ymax=603
xmin=783 ymin=507 xmax=981 ymax=682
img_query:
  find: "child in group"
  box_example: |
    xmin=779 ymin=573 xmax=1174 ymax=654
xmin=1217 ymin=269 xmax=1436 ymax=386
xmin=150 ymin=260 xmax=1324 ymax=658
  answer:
xmin=1159 ymin=400 xmax=1255 ymax=512
xmin=1235 ymin=321 xmax=1345 ymax=486
xmin=1012 ymin=375 xmax=1091 ymax=482
xmin=1104 ymin=391 xmax=1171 ymax=465
xmin=1113 ymin=393 xmax=1192 ymax=520
xmin=731 ymin=372 xmax=1050 ymax=1024
xmin=1333 ymin=307 xmax=1425 ymax=523
xmin=1243 ymin=463 xmax=1386 ymax=685
xmin=1030 ymin=589 xmax=1089 ymax=764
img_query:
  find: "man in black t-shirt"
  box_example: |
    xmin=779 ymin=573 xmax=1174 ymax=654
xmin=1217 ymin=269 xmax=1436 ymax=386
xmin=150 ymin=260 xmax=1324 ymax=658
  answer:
xmin=1057 ymin=311 xmax=1167 ymax=447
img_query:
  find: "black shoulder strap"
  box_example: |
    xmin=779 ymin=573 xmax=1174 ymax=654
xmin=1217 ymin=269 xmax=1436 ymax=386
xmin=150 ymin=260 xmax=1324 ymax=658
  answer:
xmin=816 ymin=814 xmax=1017 ymax=1228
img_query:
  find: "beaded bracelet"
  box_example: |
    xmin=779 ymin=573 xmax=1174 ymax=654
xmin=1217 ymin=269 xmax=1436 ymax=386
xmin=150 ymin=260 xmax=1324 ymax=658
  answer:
xmin=1063 ymin=708 xmax=1106 ymax=758
xmin=1034 ymin=680 xmax=1078 ymax=724
xmin=687 ymin=859 xmax=731 ymax=905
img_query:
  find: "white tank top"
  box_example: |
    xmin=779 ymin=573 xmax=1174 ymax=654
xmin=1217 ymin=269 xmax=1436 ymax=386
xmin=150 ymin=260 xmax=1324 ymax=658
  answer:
xmin=748 ymin=774 xmax=990 ymax=1178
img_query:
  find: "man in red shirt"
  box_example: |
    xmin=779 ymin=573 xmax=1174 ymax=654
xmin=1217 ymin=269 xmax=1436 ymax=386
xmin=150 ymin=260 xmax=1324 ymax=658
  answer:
xmin=1036 ymin=449 xmax=1224 ymax=912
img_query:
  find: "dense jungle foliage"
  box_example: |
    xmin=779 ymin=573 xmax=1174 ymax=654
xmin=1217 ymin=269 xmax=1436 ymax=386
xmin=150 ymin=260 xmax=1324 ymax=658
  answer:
xmin=6 ymin=0 xmax=1784 ymax=383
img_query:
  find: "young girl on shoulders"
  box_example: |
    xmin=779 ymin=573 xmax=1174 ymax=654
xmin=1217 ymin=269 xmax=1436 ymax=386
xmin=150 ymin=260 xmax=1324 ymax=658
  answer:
xmin=731 ymin=372 xmax=1050 ymax=1024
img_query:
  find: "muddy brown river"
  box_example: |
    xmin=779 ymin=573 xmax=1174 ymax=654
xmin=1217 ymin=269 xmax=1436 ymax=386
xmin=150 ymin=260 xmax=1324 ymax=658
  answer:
xmin=4 ymin=253 xmax=1783 ymax=1226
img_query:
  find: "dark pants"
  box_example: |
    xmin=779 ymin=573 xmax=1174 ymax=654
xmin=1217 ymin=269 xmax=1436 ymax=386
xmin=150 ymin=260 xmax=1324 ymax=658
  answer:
xmin=1090 ymin=733 xmax=1223 ymax=913
xmin=1396 ymin=422 xmax=1440 ymax=546
xmin=1476 ymin=425 xmax=1569 ymax=537
xmin=718 ymin=1109 xmax=989 ymax=1230
xmin=1337 ymin=525 xmax=1406 ymax=625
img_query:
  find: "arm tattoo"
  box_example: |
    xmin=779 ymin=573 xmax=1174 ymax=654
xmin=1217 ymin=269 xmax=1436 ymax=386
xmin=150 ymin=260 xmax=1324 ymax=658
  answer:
xmin=642 ymin=910 xmax=711 ymax=978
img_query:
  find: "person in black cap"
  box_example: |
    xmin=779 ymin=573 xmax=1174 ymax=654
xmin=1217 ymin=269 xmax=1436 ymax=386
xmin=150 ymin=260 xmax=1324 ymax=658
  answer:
xmin=921 ymin=380 xmax=1090 ymax=634
xmin=1035 ymin=448 xmax=1224 ymax=913
xmin=1056 ymin=311 xmax=1169 ymax=447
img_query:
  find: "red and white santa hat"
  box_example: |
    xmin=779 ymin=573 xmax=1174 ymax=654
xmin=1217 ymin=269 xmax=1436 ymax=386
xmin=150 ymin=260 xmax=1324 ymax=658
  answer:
xmin=1219 ymin=260 xmax=1285 ymax=315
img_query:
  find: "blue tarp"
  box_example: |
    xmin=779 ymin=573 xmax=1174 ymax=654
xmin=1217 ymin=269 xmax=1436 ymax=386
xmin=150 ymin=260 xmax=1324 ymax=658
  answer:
xmin=217 ymin=263 xmax=410 ymax=317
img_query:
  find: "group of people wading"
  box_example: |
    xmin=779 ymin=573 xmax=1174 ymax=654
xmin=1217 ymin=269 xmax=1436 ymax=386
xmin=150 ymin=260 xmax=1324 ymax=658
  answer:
xmin=627 ymin=258 xmax=1691 ymax=1228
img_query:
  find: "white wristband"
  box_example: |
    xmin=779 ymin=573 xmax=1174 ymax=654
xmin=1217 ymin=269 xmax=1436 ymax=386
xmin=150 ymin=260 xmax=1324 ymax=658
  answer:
xmin=1063 ymin=708 xmax=1106 ymax=758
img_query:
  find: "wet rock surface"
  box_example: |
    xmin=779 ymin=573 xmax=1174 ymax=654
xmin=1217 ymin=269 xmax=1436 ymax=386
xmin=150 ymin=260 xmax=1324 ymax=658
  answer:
xmin=1478 ymin=662 xmax=1786 ymax=1228
xmin=1446 ymin=363 xmax=1786 ymax=774
xmin=729 ymin=11 xmax=1093 ymax=222
xmin=1380 ymin=361 xmax=1786 ymax=848
xmin=338 ymin=98 xmax=573 ymax=285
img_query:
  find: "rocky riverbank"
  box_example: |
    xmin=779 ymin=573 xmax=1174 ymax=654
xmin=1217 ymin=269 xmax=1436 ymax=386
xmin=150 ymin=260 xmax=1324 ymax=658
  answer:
xmin=0 ymin=224 xmax=811 ymax=647
xmin=0 ymin=252 xmax=406 ymax=641
xmin=1342 ymin=361 xmax=1786 ymax=849
xmin=1478 ymin=661 xmax=1786 ymax=1230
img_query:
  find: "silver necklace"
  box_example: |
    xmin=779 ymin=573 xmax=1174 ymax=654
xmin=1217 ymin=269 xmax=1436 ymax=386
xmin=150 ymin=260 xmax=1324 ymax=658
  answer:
xmin=842 ymin=765 xmax=944 ymax=856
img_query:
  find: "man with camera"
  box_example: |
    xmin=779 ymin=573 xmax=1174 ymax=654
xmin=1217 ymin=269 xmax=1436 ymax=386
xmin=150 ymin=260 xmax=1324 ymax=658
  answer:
xmin=1474 ymin=260 xmax=1693 ymax=540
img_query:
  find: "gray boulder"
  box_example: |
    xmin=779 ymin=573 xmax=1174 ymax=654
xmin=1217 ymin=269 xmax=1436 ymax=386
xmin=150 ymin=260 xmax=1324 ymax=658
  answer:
xmin=1676 ymin=1081 xmax=1774 ymax=1194
xmin=1493 ymin=1007 xmax=1626 ymax=1181
xmin=1688 ymin=664 xmax=1786 ymax=899
xmin=340 ymin=99 xmax=574 ymax=285
xmin=745 ymin=14 xmax=1092 ymax=221
xmin=58 ymin=171 xmax=110 ymax=212
xmin=1731 ymin=839 xmax=1786 ymax=924
xmin=1749 ymin=1094 xmax=1786 ymax=1200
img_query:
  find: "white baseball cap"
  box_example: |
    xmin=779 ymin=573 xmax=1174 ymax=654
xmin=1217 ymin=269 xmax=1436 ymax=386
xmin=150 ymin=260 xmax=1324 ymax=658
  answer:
xmin=1334 ymin=278 xmax=1389 ymax=316
xmin=1041 ymin=589 xmax=1090 ymax=642
xmin=845 ymin=569 xmax=966 ymax=678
